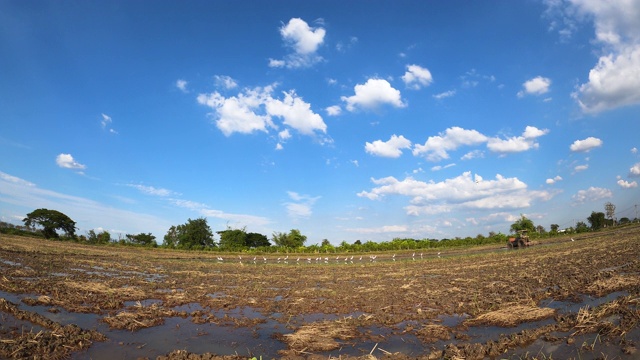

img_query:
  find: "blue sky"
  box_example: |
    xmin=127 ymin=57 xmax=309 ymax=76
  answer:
xmin=1 ymin=0 xmax=639 ymax=244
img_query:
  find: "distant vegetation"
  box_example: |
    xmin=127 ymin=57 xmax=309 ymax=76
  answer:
xmin=2 ymin=203 xmax=637 ymax=253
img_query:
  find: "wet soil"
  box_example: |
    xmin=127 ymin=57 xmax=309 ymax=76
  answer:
xmin=0 ymin=225 xmax=638 ymax=359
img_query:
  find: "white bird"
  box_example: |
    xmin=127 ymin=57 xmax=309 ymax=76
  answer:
xmin=571 ymin=238 xmax=575 ymax=241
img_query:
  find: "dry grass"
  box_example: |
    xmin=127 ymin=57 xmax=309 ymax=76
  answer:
xmin=282 ymin=319 xmax=358 ymax=352
xmin=466 ymin=304 xmax=556 ymax=327
xmin=586 ymin=274 xmax=640 ymax=296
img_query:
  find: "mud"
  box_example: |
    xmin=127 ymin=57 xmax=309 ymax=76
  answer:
xmin=0 ymin=225 xmax=638 ymax=359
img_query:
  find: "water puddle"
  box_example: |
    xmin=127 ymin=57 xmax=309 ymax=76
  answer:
xmin=1 ymin=288 xmax=637 ymax=359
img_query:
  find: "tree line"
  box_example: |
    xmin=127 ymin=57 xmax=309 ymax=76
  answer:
xmin=6 ymin=203 xmax=637 ymax=252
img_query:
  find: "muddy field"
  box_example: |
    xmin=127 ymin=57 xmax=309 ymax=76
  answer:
xmin=0 ymin=226 xmax=639 ymax=360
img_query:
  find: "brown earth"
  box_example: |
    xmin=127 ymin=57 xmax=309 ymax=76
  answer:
xmin=0 ymin=225 xmax=639 ymax=359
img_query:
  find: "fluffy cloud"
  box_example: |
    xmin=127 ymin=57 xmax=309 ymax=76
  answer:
xmin=487 ymin=126 xmax=549 ymax=154
xmin=176 ymin=79 xmax=188 ymax=93
xmin=567 ymin=1 xmax=640 ymax=113
xmin=325 ymin=105 xmax=342 ymax=116
xmin=266 ymin=90 xmax=327 ymax=135
xmin=269 ymin=18 xmax=325 ymax=69
xmin=214 ymin=75 xmax=238 ymax=89
xmin=570 ymin=137 xmax=603 ymax=152
xmin=574 ymin=164 xmax=589 ymax=172
xmin=413 ymin=127 xmax=488 ymax=161
xmin=197 ymin=85 xmax=326 ymax=137
xmin=618 ymin=179 xmax=638 ymax=188
xmin=284 ymin=191 xmax=320 ymax=219
xmin=572 ymin=186 xmax=612 ymax=204
xmin=546 ymin=175 xmax=563 ymax=184
xmin=630 ymin=162 xmax=640 ymax=177
xmin=365 ymin=134 xmax=412 ymax=158
xmin=358 ymin=171 xmax=554 ymax=215
xmin=197 ymin=87 xmax=274 ymax=136
xmin=56 ymin=153 xmax=86 ymax=170
xmin=402 ymin=64 xmax=433 ymax=90
xmin=517 ymin=76 xmax=551 ymax=97
xmin=341 ymin=79 xmax=406 ymax=112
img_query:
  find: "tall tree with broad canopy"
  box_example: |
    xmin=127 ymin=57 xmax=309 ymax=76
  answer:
xmin=272 ymin=229 xmax=307 ymax=248
xmin=23 ymin=208 xmax=76 ymax=239
xmin=510 ymin=215 xmax=535 ymax=234
xmin=587 ymin=211 xmax=606 ymax=230
xmin=126 ymin=233 xmax=157 ymax=246
xmin=163 ymin=218 xmax=215 ymax=249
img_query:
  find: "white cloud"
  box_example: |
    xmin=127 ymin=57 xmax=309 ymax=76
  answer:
xmin=618 ymin=179 xmax=638 ymax=188
xmin=570 ymin=137 xmax=603 ymax=152
xmin=364 ymin=134 xmax=412 ymax=158
xmin=171 ymin=199 xmax=270 ymax=227
xmin=269 ymin=18 xmax=325 ymax=69
xmin=413 ymin=127 xmax=488 ymax=162
xmin=572 ymin=186 xmax=612 ymax=204
xmin=268 ymin=59 xmax=286 ymax=68
xmin=284 ymin=191 xmax=320 ymax=219
xmin=461 ymin=150 xmax=484 ymax=160
xmin=431 ymin=163 xmax=455 ymax=171
xmin=127 ymin=184 xmax=175 ymax=197
xmin=197 ymin=86 xmax=274 ymax=136
xmin=198 ymin=84 xmax=326 ymax=137
xmin=176 ymin=79 xmax=188 ymax=93
xmin=101 ymin=113 xmax=112 ymax=128
xmin=358 ymin=171 xmax=554 ymax=215
xmin=214 ymin=75 xmax=238 ymax=89
xmin=346 ymin=225 xmax=407 ymax=234
xmin=341 ymin=79 xmax=406 ymax=112
xmin=546 ymin=175 xmax=563 ymax=184
xmin=56 ymin=153 xmax=86 ymax=170
xmin=487 ymin=126 xmax=549 ymax=154
xmin=275 ymin=143 xmax=284 ymax=150
xmin=325 ymin=105 xmax=342 ymax=116
xmin=100 ymin=113 xmax=117 ymax=134
xmin=0 ymin=171 xmax=171 ymax=238
xmin=574 ymin=164 xmax=589 ymax=172
xmin=517 ymin=76 xmax=552 ymax=97
xmin=631 ymin=147 xmax=638 ymax=154
xmin=278 ymin=129 xmax=291 ymax=140
xmin=402 ymin=64 xmax=433 ymax=90
xmin=566 ymin=0 xmax=640 ymax=113
xmin=630 ymin=162 xmax=640 ymax=177
xmin=433 ymin=90 xmax=456 ymax=100
xmin=265 ymin=90 xmax=327 ymax=135
xmin=573 ymin=46 xmax=640 ymax=113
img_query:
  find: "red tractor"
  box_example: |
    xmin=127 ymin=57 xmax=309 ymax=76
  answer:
xmin=508 ymin=230 xmax=531 ymax=248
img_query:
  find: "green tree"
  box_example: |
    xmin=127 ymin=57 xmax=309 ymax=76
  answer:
xmin=587 ymin=211 xmax=606 ymax=230
xmin=217 ymin=228 xmax=247 ymax=250
xmin=272 ymin=229 xmax=307 ymax=248
xmin=23 ymin=208 xmax=76 ymax=239
xmin=510 ymin=215 xmax=535 ymax=234
xmin=164 ymin=218 xmax=215 ymax=249
xmin=575 ymin=221 xmax=590 ymax=233
xmin=246 ymin=232 xmax=270 ymax=248
xmin=126 ymin=233 xmax=156 ymax=246
xmin=550 ymin=224 xmax=559 ymax=233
